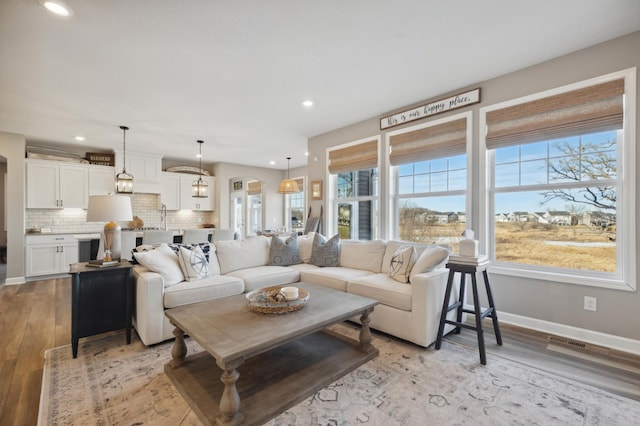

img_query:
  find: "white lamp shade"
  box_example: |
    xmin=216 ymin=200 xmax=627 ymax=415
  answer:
xmin=86 ymin=195 xmax=133 ymax=222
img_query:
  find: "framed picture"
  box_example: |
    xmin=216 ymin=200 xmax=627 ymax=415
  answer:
xmin=311 ymin=180 xmax=322 ymax=200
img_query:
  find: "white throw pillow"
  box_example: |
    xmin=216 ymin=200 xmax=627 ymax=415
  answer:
xmin=177 ymin=245 xmax=211 ymax=281
xmin=297 ymin=232 xmax=315 ymax=263
xmin=133 ymin=244 xmax=184 ymax=287
xmin=409 ymin=245 xmax=450 ymax=281
xmin=388 ymin=245 xmax=417 ymax=283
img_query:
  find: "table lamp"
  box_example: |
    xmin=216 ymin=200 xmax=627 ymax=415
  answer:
xmin=86 ymin=195 xmax=133 ymax=261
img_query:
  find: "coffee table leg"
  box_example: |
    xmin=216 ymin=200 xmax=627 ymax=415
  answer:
xmin=169 ymin=324 xmax=187 ymax=368
xmin=217 ymin=359 xmax=244 ymax=425
xmin=358 ymin=307 xmax=374 ymax=351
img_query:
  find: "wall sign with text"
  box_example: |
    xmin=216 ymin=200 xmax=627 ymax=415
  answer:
xmin=380 ymin=88 xmax=480 ymax=130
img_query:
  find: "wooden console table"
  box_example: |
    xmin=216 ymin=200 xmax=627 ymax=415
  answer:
xmin=70 ymin=261 xmax=134 ymax=358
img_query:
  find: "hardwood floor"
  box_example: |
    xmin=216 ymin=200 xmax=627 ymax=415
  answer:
xmin=0 ymin=278 xmax=639 ymax=425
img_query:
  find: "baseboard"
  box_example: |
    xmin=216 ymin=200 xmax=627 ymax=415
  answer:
xmin=498 ymin=311 xmax=640 ymax=356
xmin=5 ymin=276 xmax=26 ymax=285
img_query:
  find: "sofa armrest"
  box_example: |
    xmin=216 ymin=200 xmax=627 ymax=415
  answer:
xmin=409 ymin=268 xmax=460 ymax=345
xmin=133 ymin=266 xmax=168 ymax=346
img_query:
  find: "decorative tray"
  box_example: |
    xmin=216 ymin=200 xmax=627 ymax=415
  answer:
xmin=245 ymin=286 xmax=309 ymax=314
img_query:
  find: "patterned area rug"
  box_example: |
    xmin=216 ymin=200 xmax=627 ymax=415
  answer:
xmin=39 ymin=324 xmax=640 ymax=426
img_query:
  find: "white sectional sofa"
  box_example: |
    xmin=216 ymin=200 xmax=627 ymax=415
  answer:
xmin=132 ymin=234 xmax=460 ymax=347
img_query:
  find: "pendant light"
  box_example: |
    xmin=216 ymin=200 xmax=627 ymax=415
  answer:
xmin=277 ymin=157 xmax=300 ymax=194
xmin=192 ymin=140 xmax=208 ymax=198
xmin=115 ymin=125 xmax=134 ymax=193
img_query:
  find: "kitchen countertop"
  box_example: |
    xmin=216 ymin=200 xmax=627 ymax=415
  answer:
xmin=26 ymin=229 xmax=214 ymax=239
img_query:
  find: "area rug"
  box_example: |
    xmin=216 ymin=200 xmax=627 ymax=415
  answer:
xmin=39 ymin=324 xmax=640 ymax=426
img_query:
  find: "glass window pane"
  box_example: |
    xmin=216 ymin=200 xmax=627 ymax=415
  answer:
xmin=398 ymin=163 xmax=413 ymax=177
xmin=495 ymin=163 xmax=519 ymax=187
xmin=414 ymin=161 xmax=429 ymax=174
xmin=398 ymin=195 xmax=465 ymax=251
xmin=449 ymin=169 xmax=466 ymax=191
xmin=398 ymin=176 xmax=413 ymax=194
xmin=414 ymin=174 xmax=429 ymax=193
xmin=431 ymin=158 xmax=447 ymax=173
xmin=495 ymin=145 xmax=519 ymax=164
xmin=430 ymin=172 xmax=447 ymax=192
xmin=449 ymin=154 xmax=466 ymax=170
xmin=521 ymin=141 xmax=547 ymax=161
xmin=521 ymin=159 xmax=547 ymax=185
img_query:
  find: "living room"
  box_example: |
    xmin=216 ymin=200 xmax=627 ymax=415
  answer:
xmin=1 ymin=1 xmax=640 ymax=425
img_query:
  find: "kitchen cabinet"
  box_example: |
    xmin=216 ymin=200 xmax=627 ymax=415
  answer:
xmin=115 ymin=151 xmax=162 ymax=194
xmin=26 ymin=160 xmax=88 ymax=209
xmin=160 ymin=172 xmax=215 ymax=211
xmin=88 ymin=165 xmax=115 ymax=195
xmin=26 ymin=234 xmax=79 ymax=276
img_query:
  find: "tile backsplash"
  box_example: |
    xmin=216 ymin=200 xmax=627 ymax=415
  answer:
xmin=26 ymin=193 xmax=215 ymax=233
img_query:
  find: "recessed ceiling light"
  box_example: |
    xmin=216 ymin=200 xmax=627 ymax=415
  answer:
xmin=305 ymin=152 xmax=309 ymax=156
xmin=40 ymin=0 xmax=73 ymax=17
xmin=269 ymin=160 xmax=276 ymax=165
xmin=74 ymin=135 xmax=85 ymax=141
xmin=302 ymin=100 xmax=314 ymax=108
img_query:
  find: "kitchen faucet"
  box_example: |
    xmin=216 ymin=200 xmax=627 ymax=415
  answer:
xmin=160 ymin=203 xmax=167 ymax=230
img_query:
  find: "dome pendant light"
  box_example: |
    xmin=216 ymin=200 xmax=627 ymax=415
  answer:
xmin=277 ymin=157 xmax=300 ymax=194
xmin=192 ymin=140 xmax=208 ymax=198
xmin=115 ymin=125 xmax=134 ymax=194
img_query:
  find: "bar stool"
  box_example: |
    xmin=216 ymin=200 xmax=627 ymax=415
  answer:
xmin=435 ymin=260 xmax=502 ymax=365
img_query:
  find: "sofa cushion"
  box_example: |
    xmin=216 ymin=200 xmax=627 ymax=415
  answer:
xmin=297 ymin=232 xmax=316 ymax=263
xmin=382 ymin=240 xmax=429 ymax=274
xmin=309 ymin=234 xmax=340 ymax=267
xmin=176 ymin=245 xmax=212 ymax=281
xmin=133 ymin=244 xmax=184 ymax=287
xmin=388 ymin=245 xmax=417 ymax=283
xmin=348 ymin=274 xmax=412 ymax=311
xmin=300 ymin=266 xmax=373 ymax=292
xmin=269 ymin=234 xmax=302 ymax=266
xmin=340 ymin=239 xmax=387 ymax=273
xmin=409 ymin=244 xmax=450 ymax=281
xmin=163 ymin=275 xmax=244 ymax=309
xmin=226 ymin=265 xmax=300 ymax=292
xmin=215 ymin=236 xmax=270 ymax=274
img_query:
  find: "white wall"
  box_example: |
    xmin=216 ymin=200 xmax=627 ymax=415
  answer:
xmin=0 ymin=132 xmax=26 ymax=284
xmin=307 ymin=31 xmax=640 ymax=349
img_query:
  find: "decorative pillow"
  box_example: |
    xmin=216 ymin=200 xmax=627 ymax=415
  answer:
xmin=133 ymin=244 xmax=184 ymax=287
xmin=388 ymin=245 xmax=417 ymax=283
xmin=309 ymin=234 xmax=340 ymax=267
xmin=409 ymin=244 xmax=450 ymax=281
xmin=177 ymin=245 xmax=211 ymax=281
xmin=269 ymin=235 xmax=302 ymax=266
xmin=297 ymin=232 xmax=316 ymax=263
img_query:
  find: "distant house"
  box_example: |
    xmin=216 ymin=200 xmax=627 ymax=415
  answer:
xmin=545 ymin=211 xmax=572 ymax=226
xmin=495 ymin=213 xmax=508 ymax=223
xmin=529 ymin=212 xmax=549 ymax=224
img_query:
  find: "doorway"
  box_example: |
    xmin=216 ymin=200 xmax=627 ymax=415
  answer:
xmin=229 ymin=177 xmax=263 ymax=239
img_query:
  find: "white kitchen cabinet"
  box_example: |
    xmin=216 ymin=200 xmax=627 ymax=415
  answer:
xmin=179 ymin=175 xmax=215 ymax=211
xmin=160 ymin=173 xmax=181 ymax=210
xmin=26 ymin=234 xmax=79 ymax=276
xmin=88 ymin=165 xmax=116 ymax=195
xmin=26 ymin=160 xmax=88 ymax=209
xmin=115 ymin=151 xmax=162 ymax=194
xmin=160 ymin=172 xmax=215 ymax=211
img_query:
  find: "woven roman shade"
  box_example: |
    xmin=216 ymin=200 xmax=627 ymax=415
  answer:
xmin=247 ymin=181 xmax=262 ymax=195
xmin=328 ymin=140 xmax=378 ymax=174
xmin=389 ymin=117 xmax=467 ymax=166
xmin=486 ymin=79 xmax=624 ymax=149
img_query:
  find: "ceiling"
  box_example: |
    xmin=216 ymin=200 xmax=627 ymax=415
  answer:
xmin=1 ymin=1 xmax=639 ymax=170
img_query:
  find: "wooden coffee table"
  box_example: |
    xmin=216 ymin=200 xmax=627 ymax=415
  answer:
xmin=164 ymin=282 xmax=378 ymax=426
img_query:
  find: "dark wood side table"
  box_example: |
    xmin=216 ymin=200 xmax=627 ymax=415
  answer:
xmin=435 ymin=261 xmax=502 ymax=365
xmin=70 ymin=261 xmax=134 ymax=358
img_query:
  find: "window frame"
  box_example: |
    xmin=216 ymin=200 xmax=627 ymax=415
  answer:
xmin=479 ymin=68 xmax=636 ymax=291
xmin=327 ymin=136 xmax=381 ymax=240
xmin=284 ymin=177 xmax=306 ymax=233
xmin=387 ymin=112 xmax=473 ymax=242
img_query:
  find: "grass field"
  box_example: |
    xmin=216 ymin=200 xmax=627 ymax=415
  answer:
xmin=398 ymin=221 xmax=616 ymax=273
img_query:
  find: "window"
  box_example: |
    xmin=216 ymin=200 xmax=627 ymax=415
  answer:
xmin=328 ymin=138 xmax=379 ymax=240
xmin=285 ymin=178 xmax=305 ymax=233
xmin=389 ymin=114 xmax=470 ymax=251
xmin=482 ymin=70 xmax=635 ymax=290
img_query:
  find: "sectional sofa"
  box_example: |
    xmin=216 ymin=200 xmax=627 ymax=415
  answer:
xmin=132 ymin=233 xmax=460 ymax=347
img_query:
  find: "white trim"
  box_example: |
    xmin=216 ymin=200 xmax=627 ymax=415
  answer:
xmin=479 ymin=68 xmax=636 ymax=291
xmin=5 ymin=276 xmax=26 ymax=285
xmin=498 ymin=311 xmax=640 ymax=355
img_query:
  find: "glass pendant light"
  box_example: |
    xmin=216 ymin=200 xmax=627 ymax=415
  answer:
xmin=115 ymin=125 xmax=134 ymax=194
xmin=192 ymin=140 xmax=208 ymax=198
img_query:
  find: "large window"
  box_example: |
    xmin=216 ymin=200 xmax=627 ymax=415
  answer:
xmin=329 ymin=138 xmax=379 ymax=240
xmin=483 ymin=70 xmax=635 ymax=290
xmin=285 ymin=178 xmax=305 ymax=234
xmin=390 ymin=114 xmax=469 ymax=251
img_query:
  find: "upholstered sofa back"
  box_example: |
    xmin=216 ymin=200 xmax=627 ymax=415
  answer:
xmin=215 ymin=236 xmax=271 ymax=274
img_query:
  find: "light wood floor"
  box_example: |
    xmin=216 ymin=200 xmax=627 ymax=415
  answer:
xmin=1 ymin=278 xmax=639 ymax=425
